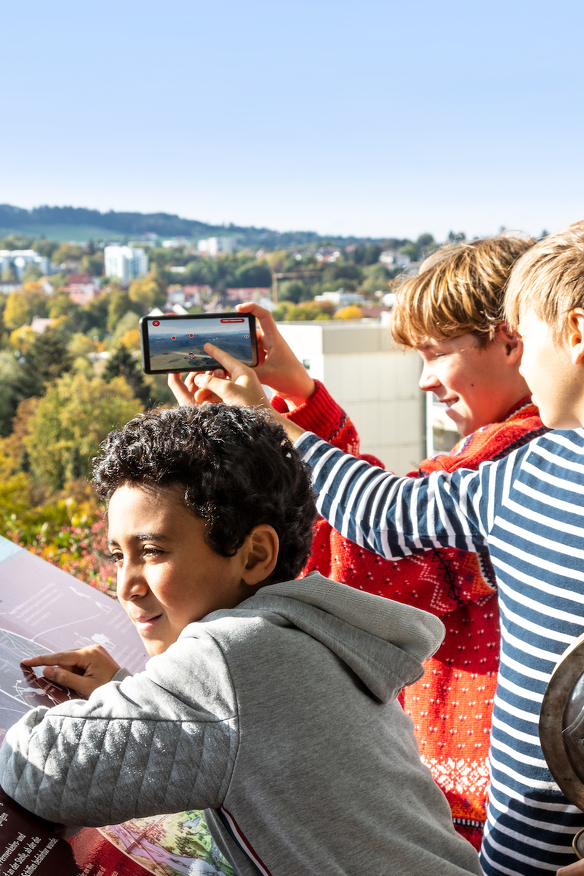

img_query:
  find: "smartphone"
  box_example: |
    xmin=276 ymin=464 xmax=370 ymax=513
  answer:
xmin=139 ymin=313 xmax=258 ymax=374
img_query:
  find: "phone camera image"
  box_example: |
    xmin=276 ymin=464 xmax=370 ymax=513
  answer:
xmin=139 ymin=313 xmax=257 ymax=374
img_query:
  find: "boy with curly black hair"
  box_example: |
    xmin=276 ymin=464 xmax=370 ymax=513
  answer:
xmin=0 ymin=405 xmax=481 ymax=876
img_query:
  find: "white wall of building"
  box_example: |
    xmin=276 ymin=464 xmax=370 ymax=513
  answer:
xmin=426 ymin=393 xmax=460 ymax=455
xmin=277 ymin=321 xmax=426 ymax=474
xmin=197 ymin=237 xmax=235 ymax=257
xmin=104 ymin=246 xmax=148 ymax=282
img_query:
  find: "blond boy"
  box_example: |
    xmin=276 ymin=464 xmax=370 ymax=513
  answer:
xmin=189 ymin=221 xmax=584 ymax=876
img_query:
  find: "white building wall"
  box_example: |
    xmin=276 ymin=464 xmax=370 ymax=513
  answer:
xmin=277 ymin=322 xmax=425 ymax=474
xmin=0 ymin=250 xmax=50 ymax=280
xmin=104 ymin=246 xmax=148 ymax=282
xmin=197 ymin=237 xmax=235 ymax=257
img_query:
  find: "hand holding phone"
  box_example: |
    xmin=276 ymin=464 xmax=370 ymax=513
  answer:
xmin=139 ymin=313 xmax=258 ymax=374
xmin=235 ymin=302 xmax=316 ymax=406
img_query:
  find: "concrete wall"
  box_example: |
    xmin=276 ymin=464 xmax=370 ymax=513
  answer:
xmin=277 ymin=321 xmax=426 ymax=474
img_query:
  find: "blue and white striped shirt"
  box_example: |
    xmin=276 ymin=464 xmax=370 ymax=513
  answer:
xmin=297 ymin=428 xmax=584 ymax=875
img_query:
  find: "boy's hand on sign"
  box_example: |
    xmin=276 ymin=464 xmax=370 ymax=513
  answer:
xmin=235 ymin=302 xmax=316 ymax=406
xmin=21 ymin=645 xmax=121 ymax=698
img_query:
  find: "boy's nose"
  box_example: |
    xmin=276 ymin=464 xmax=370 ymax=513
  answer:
xmin=116 ymin=563 xmax=148 ymax=601
xmin=419 ymin=363 xmax=441 ymax=392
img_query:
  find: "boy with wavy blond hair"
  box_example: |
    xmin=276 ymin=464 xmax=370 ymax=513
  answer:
xmin=393 ymin=234 xmax=533 ymax=347
xmin=177 ymin=220 xmax=584 ymax=873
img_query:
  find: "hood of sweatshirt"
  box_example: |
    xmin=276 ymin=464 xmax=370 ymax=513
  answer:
xmin=237 ymin=571 xmax=444 ymax=704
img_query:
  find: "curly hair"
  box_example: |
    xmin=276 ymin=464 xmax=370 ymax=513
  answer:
xmin=92 ymin=404 xmax=316 ymax=583
xmin=391 ymin=234 xmax=536 ymax=347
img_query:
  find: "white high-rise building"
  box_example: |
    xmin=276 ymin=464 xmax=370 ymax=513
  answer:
xmin=0 ymin=250 xmax=50 ymax=280
xmin=104 ymin=246 xmax=149 ymax=282
xmin=197 ymin=237 xmax=235 ymax=257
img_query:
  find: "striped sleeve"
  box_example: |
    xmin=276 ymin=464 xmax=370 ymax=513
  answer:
xmin=297 ymin=432 xmax=517 ymax=559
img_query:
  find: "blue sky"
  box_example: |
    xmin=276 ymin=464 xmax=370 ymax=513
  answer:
xmin=2 ymin=1 xmax=583 ymax=239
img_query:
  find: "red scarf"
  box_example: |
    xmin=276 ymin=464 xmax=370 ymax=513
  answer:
xmin=417 ymin=397 xmax=546 ymax=476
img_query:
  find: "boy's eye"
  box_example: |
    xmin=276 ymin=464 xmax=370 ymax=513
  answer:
xmin=109 ymin=552 xmax=123 ymax=565
xmin=143 ymin=547 xmax=164 ymax=558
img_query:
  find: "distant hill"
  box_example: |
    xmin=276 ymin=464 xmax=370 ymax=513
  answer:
xmin=0 ymin=204 xmax=384 ymax=247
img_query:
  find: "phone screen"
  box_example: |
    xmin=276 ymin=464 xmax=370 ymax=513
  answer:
xmin=140 ymin=313 xmax=257 ymax=374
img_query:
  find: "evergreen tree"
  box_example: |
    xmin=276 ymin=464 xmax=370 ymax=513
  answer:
xmin=18 ymin=328 xmax=73 ymax=400
xmin=18 ymin=446 xmax=30 ymax=474
xmin=68 ymin=444 xmax=83 ymax=481
xmin=103 ymin=343 xmax=151 ymax=406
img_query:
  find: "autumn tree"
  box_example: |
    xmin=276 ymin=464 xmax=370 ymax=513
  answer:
xmin=79 ymin=252 xmax=104 ymax=276
xmin=4 ymin=291 xmax=30 ymax=330
xmin=9 ymin=326 xmax=36 ymax=355
xmin=273 ymin=300 xmax=334 ymax=321
xmin=51 ymin=242 xmax=85 ymax=266
xmin=335 ymin=305 xmax=363 ymax=320
xmin=128 ymin=267 xmax=167 ymax=310
xmin=4 ymin=283 xmax=49 ymax=330
xmin=47 ymin=293 xmax=81 ymax=320
xmin=109 ymin=310 xmax=139 ymax=346
xmin=107 ymin=289 xmax=139 ymax=334
xmin=24 ymin=372 xmax=142 ymax=491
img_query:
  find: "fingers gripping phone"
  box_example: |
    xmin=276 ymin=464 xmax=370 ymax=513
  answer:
xmin=139 ymin=313 xmax=258 ymax=374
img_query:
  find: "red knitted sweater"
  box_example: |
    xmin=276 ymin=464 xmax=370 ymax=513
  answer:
xmin=273 ymin=382 xmax=546 ymax=851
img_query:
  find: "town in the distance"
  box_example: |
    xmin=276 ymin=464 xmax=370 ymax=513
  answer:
xmin=0 ymin=203 xmax=513 ymax=599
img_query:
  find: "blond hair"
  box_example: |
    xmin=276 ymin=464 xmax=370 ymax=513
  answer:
xmin=392 ymin=235 xmax=535 ymax=347
xmin=504 ymin=221 xmax=584 ymax=338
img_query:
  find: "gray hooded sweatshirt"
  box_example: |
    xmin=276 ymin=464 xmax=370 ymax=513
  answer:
xmin=0 ymin=573 xmax=481 ymax=876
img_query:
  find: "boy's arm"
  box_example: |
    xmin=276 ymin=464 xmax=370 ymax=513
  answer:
xmin=0 ymin=632 xmax=237 ymax=827
xmin=273 ymin=380 xmax=365 ymax=456
xmin=296 ymin=433 xmax=509 ymax=559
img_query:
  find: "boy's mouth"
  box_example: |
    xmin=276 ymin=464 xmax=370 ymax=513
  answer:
xmin=439 ymin=395 xmax=459 ymax=412
xmin=131 ymin=612 xmax=162 ymax=632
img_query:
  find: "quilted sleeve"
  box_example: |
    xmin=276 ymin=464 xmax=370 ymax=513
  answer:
xmin=0 ymin=630 xmax=239 ymax=827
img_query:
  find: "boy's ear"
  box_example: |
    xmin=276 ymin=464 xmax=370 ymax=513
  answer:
xmin=497 ymin=323 xmax=523 ymax=364
xmin=241 ymin=525 xmax=279 ymax=587
xmin=567 ymin=309 xmax=584 ymax=366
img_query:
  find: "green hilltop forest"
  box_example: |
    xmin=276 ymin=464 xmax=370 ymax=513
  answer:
xmin=0 ymin=202 xmax=436 ymax=248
